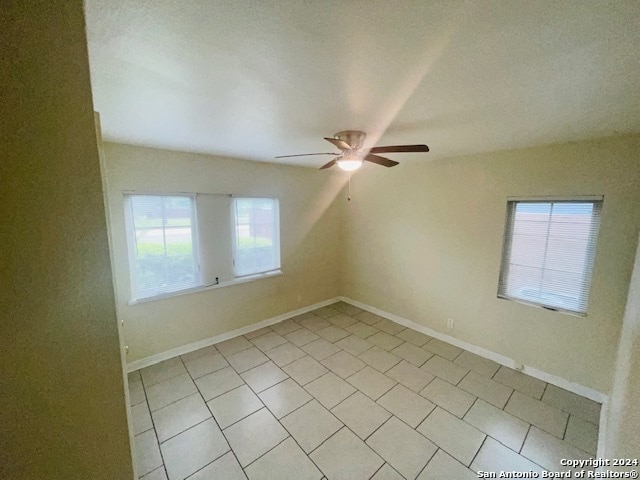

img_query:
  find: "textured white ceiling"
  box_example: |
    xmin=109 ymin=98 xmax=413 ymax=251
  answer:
xmin=85 ymin=0 xmax=640 ymax=167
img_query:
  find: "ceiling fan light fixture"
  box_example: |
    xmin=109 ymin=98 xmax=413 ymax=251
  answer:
xmin=336 ymin=159 xmax=363 ymax=171
xmin=336 ymin=150 xmax=363 ymax=171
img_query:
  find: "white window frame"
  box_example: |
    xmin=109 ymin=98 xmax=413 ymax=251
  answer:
xmin=497 ymin=196 xmax=603 ymax=316
xmin=124 ymin=193 xmax=201 ymax=301
xmin=231 ymin=196 xmax=281 ymax=278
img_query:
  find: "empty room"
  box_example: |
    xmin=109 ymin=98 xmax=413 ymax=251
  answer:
xmin=4 ymin=1 xmax=640 ymax=480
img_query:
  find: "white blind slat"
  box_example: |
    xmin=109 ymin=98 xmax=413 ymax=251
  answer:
xmin=126 ymin=194 xmax=200 ymax=300
xmin=498 ymin=200 xmax=602 ymax=315
xmin=232 ymin=198 xmax=280 ymax=277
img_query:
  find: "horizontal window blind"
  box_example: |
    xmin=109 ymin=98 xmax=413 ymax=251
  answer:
xmin=232 ymin=197 xmax=280 ymax=277
xmin=125 ymin=194 xmax=200 ymax=300
xmin=498 ymin=199 xmax=602 ymax=315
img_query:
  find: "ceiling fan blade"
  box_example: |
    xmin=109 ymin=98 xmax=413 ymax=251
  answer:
xmin=365 ymin=154 xmax=399 ymax=167
xmin=323 ymin=137 xmax=351 ymax=151
xmin=275 ymin=152 xmax=337 ymax=158
xmin=319 ymin=159 xmax=337 ymax=170
xmin=369 ymin=144 xmax=429 ymax=154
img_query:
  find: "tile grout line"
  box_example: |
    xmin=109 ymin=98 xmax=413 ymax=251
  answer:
xmin=236 ymin=317 xmax=332 ymax=477
xmin=457 ymin=375 xmax=516 ymax=409
xmin=240 ymin=434 xmax=292 ymax=472
xmin=452 ymin=393 xmax=550 ymax=464
xmin=367 ymin=459 xmax=408 ymax=480
xmin=451 ymin=347 xmax=466 ymax=362
xmin=519 ymin=423 xmax=533 ymax=455
xmin=561 ymin=413 xmax=571 ymax=440
xmin=502 ymin=387 xmax=517 ymax=411
xmin=420 ymin=371 xmax=438 ymax=392
xmin=483 ymin=425 xmax=549 ymax=474
xmin=281 ymin=334 xmax=415 ymax=466
xmin=246 ymin=369 xmax=291 ymax=394
xmin=187 ymin=362 xmax=229 ymax=382
xmin=457 ymin=368 xmax=473 ymax=386
xmin=158 ymin=415 xmax=212 ymax=445
xmin=321 ymin=310 xmax=575 ymax=472
xmin=367 ymin=462 xmax=387 ymax=480
xmin=137 ymin=425 xmax=154 ymax=437
xmin=372 ymin=393 xmax=434 ymax=441
xmin=253 ymin=407 xmax=328 ymax=477
xmin=516 ymin=424 xmax=554 ymax=472
xmin=139 ymin=372 xmax=170 ymax=479
xmin=414 ymin=403 xmax=438 ymax=433
xmin=540 ymin=381 xmax=549 ymax=401
xmin=141 ymin=371 xmax=185 ymax=390
xmin=178 ymin=354 xmax=248 ymax=479
xmin=139 ymin=466 xmax=166 ymax=480
xmin=134 ymin=306 xmax=594 ymax=478
xmin=362 ymin=413 xmax=394 ymax=444
xmin=316 ymin=308 xmax=493 ymax=471
xmin=413 ymin=447 xmax=443 ymax=479
xmin=301 ymin=421 xmax=346 ymax=458
xmin=468 ymin=435 xmax=488 ymax=468
xmin=142 ymin=310 xmax=346 ymax=475
xmin=325 ymin=388 xmax=360 ymax=413
xmin=462 ymin=396 xmax=481 ymax=423
xmin=418 ymin=378 xmax=480 ymax=420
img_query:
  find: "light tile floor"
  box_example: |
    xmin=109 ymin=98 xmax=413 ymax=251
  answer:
xmin=128 ymin=301 xmax=601 ymax=480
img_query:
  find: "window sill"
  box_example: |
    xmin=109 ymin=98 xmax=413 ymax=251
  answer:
xmin=497 ymin=295 xmax=586 ymax=317
xmin=128 ymin=270 xmax=283 ymax=305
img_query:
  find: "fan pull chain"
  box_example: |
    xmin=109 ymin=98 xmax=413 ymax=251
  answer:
xmin=348 ymin=173 xmax=351 ymax=201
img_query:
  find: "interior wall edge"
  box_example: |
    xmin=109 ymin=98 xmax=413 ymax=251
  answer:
xmin=127 ymin=296 xmax=341 ymax=372
xmin=602 ymin=232 xmax=640 ymax=460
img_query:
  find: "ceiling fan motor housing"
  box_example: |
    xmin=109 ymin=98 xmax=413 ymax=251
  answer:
xmin=334 ymin=130 xmax=366 ymax=150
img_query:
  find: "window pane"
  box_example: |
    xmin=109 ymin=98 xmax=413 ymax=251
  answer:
xmin=127 ymin=194 xmax=199 ymax=299
xmin=163 ymin=196 xmax=192 ymax=227
xmin=134 ymin=227 xmax=165 ymax=291
xmin=233 ymin=198 xmax=280 ymax=276
xmin=498 ymin=199 xmax=601 ymax=314
xmin=509 ymin=234 xmax=547 ymax=268
xmin=545 ymin=237 xmax=589 ymax=274
xmin=540 ymin=269 xmax=583 ymax=311
xmin=514 ymin=202 xmax=551 ymax=217
xmin=131 ymin=195 xmax=163 ymax=227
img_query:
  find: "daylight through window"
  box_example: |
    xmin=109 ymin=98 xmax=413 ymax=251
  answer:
xmin=125 ymin=195 xmax=200 ymax=300
xmin=233 ymin=197 xmax=281 ymax=277
xmin=497 ymin=198 xmax=602 ymax=315
xmin=124 ymin=194 xmax=282 ymax=302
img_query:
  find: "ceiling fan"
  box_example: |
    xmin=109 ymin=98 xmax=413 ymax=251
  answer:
xmin=276 ymin=130 xmax=429 ymax=171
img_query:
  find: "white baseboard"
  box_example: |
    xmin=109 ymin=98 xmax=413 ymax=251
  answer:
xmin=128 ymin=294 xmax=610 ymax=456
xmin=127 ymin=297 xmax=340 ymax=372
xmin=339 ymin=296 xmax=608 ymax=404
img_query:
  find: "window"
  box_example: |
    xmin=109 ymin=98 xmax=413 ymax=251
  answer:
xmin=232 ymin=197 xmax=280 ymax=277
xmin=125 ymin=195 xmax=200 ymax=300
xmin=497 ymin=198 xmax=602 ymax=315
xmin=124 ymin=193 xmax=281 ymax=302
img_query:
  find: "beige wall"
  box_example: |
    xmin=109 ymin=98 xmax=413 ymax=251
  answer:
xmin=342 ymin=135 xmax=640 ymax=393
xmin=605 ymin=234 xmax=640 ymax=459
xmin=0 ymin=1 xmax=133 ymax=479
xmin=102 ymin=143 xmax=344 ymax=362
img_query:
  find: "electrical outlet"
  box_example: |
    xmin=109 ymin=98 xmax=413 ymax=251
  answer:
xmin=447 ymin=318 xmax=455 ymax=329
xmin=297 ymin=294 xmax=302 ymax=303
